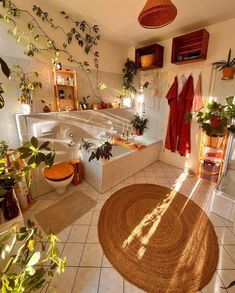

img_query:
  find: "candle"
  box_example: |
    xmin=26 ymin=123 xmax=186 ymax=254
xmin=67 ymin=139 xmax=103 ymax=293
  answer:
xmin=122 ymin=123 xmax=125 ymax=134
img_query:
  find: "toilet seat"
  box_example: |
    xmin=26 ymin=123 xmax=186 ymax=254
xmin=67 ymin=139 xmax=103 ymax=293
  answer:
xmin=44 ymin=163 xmax=74 ymax=182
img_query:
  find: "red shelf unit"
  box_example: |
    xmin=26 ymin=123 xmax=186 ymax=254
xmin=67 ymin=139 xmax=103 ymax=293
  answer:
xmin=171 ymin=29 xmax=209 ymax=65
xmin=135 ymin=44 xmax=164 ymax=70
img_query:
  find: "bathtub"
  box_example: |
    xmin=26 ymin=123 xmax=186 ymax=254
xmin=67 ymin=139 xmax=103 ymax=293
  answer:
xmin=210 ymin=160 xmax=235 ymax=221
xmin=81 ymin=137 xmax=162 ymax=193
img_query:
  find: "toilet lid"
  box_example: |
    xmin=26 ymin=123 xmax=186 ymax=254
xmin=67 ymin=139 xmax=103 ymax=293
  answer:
xmin=44 ymin=163 xmax=74 ymax=181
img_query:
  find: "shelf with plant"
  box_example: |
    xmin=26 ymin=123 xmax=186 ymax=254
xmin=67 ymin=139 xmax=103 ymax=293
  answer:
xmin=212 ymin=48 xmax=235 ymax=80
xmin=130 ymin=114 xmax=148 ymax=136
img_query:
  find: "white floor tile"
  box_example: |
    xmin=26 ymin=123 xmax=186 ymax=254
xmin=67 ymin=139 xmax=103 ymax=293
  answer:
xmin=217 ymin=246 xmax=235 ymax=269
xmin=80 ymin=244 xmax=103 ymax=267
xmin=87 ymin=226 xmax=99 ymax=243
xmin=72 ymin=267 xmax=100 ymax=293
xmin=201 ymin=272 xmax=225 ymax=293
xmin=217 ymin=270 xmax=235 ymax=293
xmin=215 ymin=227 xmax=235 ymax=245
xmin=68 ymin=225 xmax=89 ymax=243
xmin=48 ymin=267 xmax=77 ymax=293
xmin=98 ymin=268 xmax=123 ymax=293
xmin=124 ymin=280 xmax=145 ymax=293
xmin=61 ymin=243 xmax=84 ymax=266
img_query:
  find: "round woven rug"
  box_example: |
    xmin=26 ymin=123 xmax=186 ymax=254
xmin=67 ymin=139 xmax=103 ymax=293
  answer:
xmin=98 ymin=184 xmax=219 ymax=293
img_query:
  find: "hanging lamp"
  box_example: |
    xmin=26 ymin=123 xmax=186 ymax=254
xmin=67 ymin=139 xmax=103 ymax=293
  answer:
xmin=138 ymin=0 xmax=177 ymax=29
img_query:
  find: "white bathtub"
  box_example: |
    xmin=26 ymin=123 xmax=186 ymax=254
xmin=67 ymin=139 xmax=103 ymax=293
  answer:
xmin=81 ymin=137 xmax=162 ymax=193
xmin=210 ymin=161 xmax=235 ymax=221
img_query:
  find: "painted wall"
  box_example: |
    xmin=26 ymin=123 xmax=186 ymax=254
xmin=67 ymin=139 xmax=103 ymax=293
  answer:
xmin=0 ymin=1 xmax=128 ymax=148
xmin=130 ymin=18 xmax=235 ymax=172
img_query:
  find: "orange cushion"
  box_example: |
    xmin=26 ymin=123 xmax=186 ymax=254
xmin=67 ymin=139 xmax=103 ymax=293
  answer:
xmin=44 ymin=163 xmax=74 ymax=180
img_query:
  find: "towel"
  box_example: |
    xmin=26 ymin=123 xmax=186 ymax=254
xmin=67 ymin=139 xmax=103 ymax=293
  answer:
xmin=192 ymin=73 xmax=204 ymax=112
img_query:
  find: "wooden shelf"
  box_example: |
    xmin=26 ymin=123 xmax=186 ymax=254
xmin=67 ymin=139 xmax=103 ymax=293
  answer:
xmin=171 ymin=29 xmax=209 ymax=65
xmin=52 ymin=69 xmax=78 ymax=112
xmin=135 ymin=44 xmax=164 ymax=70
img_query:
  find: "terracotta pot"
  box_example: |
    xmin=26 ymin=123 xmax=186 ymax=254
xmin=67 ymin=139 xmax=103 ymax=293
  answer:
xmin=141 ymin=54 xmax=155 ymax=68
xmin=101 ymin=102 xmax=108 ymax=109
xmin=43 ymin=105 xmax=51 ymax=113
xmin=133 ymin=129 xmax=143 ymax=136
xmin=222 ymin=67 xmax=235 ymax=80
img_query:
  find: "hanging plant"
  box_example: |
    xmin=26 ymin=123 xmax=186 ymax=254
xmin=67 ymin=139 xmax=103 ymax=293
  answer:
xmin=121 ymin=58 xmax=137 ymax=97
xmin=0 ymin=1 xmax=103 ymax=101
xmin=12 ymin=65 xmax=42 ymax=105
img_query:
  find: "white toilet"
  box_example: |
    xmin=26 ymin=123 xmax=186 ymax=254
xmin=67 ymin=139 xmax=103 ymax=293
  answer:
xmin=43 ymin=163 xmax=74 ymax=195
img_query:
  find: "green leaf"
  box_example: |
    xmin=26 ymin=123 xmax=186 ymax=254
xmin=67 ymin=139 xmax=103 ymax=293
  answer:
xmin=26 ymin=251 xmax=41 ymax=267
xmin=31 ymin=136 xmax=38 ymax=148
xmin=39 ymin=141 xmax=50 ymax=150
xmin=0 ymin=57 xmax=11 ymax=78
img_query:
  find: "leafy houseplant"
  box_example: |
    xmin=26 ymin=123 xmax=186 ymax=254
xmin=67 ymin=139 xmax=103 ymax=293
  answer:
xmin=0 ymin=219 xmax=66 ymax=292
xmin=226 ymin=96 xmax=235 ymax=133
xmin=0 ymin=137 xmax=55 ymax=219
xmin=212 ymin=48 xmax=235 ymax=80
xmin=121 ymin=59 xmax=137 ymax=98
xmin=12 ymin=65 xmax=42 ymax=106
xmin=80 ymin=139 xmax=113 ymax=162
xmin=130 ymin=114 xmax=148 ymax=136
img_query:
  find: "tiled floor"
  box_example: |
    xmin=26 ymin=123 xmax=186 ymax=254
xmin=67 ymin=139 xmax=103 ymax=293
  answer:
xmin=25 ymin=161 xmax=235 ymax=293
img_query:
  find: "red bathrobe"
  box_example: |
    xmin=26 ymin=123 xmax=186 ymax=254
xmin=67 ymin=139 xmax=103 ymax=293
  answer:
xmin=177 ymin=75 xmax=194 ymax=156
xmin=165 ymin=76 xmax=178 ymax=152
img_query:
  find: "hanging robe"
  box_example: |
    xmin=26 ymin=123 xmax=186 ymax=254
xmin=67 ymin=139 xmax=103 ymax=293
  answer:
xmin=177 ymin=75 xmax=194 ymax=156
xmin=192 ymin=73 xmax=204 ymax=112
xmin=165 ymin=76 xmax=178 ymax=152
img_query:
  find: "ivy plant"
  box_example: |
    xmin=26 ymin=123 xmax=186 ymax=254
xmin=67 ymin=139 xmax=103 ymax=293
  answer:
xmin=0 ymin=57 xmax=11 ymax=109
xmin=0 ymin=219 xmax=66 ymax=292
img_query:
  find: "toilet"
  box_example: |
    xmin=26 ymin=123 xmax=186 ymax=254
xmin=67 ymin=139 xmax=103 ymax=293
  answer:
xmin=44 ymin=163 xmax=74 ymax=195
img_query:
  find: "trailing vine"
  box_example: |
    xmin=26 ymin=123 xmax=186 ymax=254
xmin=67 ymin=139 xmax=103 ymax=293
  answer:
xmin=0 ymin=0 xmax=103 ymax=100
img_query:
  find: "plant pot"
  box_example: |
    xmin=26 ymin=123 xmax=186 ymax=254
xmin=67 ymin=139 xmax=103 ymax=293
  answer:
xmin=101 ymin=102 xmax=108 ymax=109
xmin=222 ymin=67 xmax=235 ymax=80
xmin=133 ymin=129 xmax=143 ymax=136
xmin=43 ymin=105 xmax=51 ymax=113
xmin=92 ymin=103 xmax=101 ymax=110
xmin=2 ymin=189 xmax=19 ymax=220
xmin=141 ymin=54 xmax=155 ymax=68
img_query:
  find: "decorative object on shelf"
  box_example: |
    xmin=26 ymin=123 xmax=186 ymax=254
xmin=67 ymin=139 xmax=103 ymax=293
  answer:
xmin=55 ymin=61 xmax=62 ymax=71
xmin=0 ymin=220 xmax=66 ymax=293
xmin=11 ymin=65 xmax=42 ymax=114
xmin=101 ymin=101 xmax=108 ymax=109
xmin=0 ymin=137 xmax=55 ymax=221
xmin=92 ymin=103 xmax=102 ymax=110
xmin=0 ymin=57 xmax=11 ymax=109
xmin=41 ymin=99 xmax=51 ymax=113
xmin=171 ymin=29 xmax=209 ymax=64
xmin=130 ymin=114 xmax=148 ymax=136
xmin=136 ymin=44 xmax=164 ymax=70
xmin=53 ymin=69 xmax=78 ymax=111
xmin=138 ymin=0 xmax=177 ymax=29
xmin=80 ymin=95 xmax=89 ymax=110
xmin=212 ymin=48 xmax=235 ymax=80
xmin=198 ymin=130 xmax=228 ymax=183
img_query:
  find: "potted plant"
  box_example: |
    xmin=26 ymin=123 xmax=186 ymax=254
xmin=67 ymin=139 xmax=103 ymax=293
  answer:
xmin=130 ymin=114 xmax=148 ymax=136
xmin=41 ymin=100 xmax=51 ymax=113
xmin=212 ymin=48 xmax=235 ymax=80
xmin=0 ymin=137 xmax=55 ymax=220
xmin=12 ymin=65 xmax=42 ymax=113
xmin=0 ymin=219 xmax=66 ymax=292
xmin=196 ymin=101 xmax=228 ymax=147
xmin=225 ymin=96 xmax=235 ymax=133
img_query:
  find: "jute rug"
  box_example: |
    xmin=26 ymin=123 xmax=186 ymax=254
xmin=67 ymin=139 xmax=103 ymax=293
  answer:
xmin=35 ymin=191 xmax=96 ymax=234
xmin=98 ymin=184 xmax=219 ymax=293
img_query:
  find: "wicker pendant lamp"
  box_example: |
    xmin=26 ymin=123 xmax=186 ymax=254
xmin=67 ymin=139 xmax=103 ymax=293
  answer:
xmin=138 ymin=0 xmax=177 ymax=29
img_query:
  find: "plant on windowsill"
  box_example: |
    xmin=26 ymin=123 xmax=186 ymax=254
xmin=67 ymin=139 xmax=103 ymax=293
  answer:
xmin=212 ymin=48 xmax=235 ymax=80
xmin=130 ymin=114 xmax=148 ymax=136
xmin=0 ymin=219 xmax=66 ymax=293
